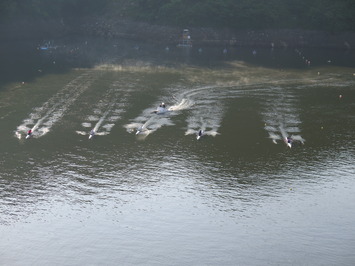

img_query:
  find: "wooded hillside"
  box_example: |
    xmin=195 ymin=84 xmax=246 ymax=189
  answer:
xmin=1 ymin=0 xmax=354 ymax=32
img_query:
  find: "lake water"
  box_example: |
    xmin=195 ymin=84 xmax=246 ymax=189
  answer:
xmin=0 ymin=38 xmax=354 ymax=265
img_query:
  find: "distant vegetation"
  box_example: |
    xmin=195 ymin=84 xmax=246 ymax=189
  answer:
xmin=0 ymin=0 xmax=109 ymax=20
xmin=1 ymin=0 xmax=354 ymax=32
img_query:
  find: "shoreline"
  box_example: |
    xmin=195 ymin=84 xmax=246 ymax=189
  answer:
xmin=1 ymin=17 xmax=354 ymax=50
xmin=78 ymin=17 xmax=355 ymax=50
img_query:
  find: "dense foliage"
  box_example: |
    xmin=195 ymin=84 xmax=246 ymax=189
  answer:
xmin=127 ymin=0 xmax=355 ymax=31
xmin=1 ymin=0 xmax=354 ymax=32
xmin=0 ymin=0 xmax=109 ymax=19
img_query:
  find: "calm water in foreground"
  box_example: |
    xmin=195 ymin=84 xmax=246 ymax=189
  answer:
xmin=0 ymin=39 xmax=354 ymax=265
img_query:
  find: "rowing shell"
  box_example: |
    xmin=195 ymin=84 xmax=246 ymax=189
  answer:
xmin=153 ymin=106 xmax=168 ymax=114
xmin=284 ymin=138 xmax=292 ymax=148
xmin=196 ymin=130 xmax=204 ymax=140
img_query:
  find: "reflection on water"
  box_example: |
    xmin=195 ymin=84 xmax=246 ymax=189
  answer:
xmin=257 ymin=86 xmax=305 ymax=146
xmin=0 ymin=38 xmax=354 ymax=265
xmin=15 ymin=70 xmax=103 ymax=139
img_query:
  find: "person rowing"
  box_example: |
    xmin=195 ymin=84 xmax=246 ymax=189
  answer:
xmin=89 ymin=129 xmax=95 ymax=139
xmin=26 ymin=129 xmax=32 ymax=139
xmin=285 ymin=136 xmax=292 ymax=148
xmin=154 ymin=102 xmax=168 ymax=114
xmin=197 ymin=129 xmax=204 ymax=140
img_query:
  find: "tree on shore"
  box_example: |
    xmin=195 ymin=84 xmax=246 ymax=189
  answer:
xmin=0 ymin=0 xmax=354 ymax=32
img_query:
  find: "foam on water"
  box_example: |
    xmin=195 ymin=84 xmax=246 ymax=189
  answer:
xmin=77 ymin=77 xmax=135 ymax=137
xmin=87 ymin=115 xmax=100 ymax=121
xmin=181 ymin=85 xmax=227 ymax=138
xmin=15 ymin=70 xmax=102 ymax=139
xmin=124 ymin=83 xmax=228 ymax=139
xmin=257 ymin=86 xmax=305 ymax=146
xmin=81 ymin=122 xmax=92 ymax=128
xmin=124 ymin=89 xmax=193 ymax=137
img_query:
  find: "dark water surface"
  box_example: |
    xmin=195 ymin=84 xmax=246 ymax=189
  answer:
xmin=0 ymin=38 xmax=354 ymax=265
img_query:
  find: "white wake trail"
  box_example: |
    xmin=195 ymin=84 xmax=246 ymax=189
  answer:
xmin=259 ymin=86 xmax=305 ymax=146
xmin=15 ymin=70 xmax=101 ymax=139
xmin=184 ymin=86 xmax=226 ymax=138
xmin=77 ymin=79 xmax=135 ymax=137
xmin=124 ymin=85 xmax=193 ymax=138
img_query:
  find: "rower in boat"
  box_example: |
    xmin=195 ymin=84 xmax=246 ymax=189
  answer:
xmin=26 ymin=129 xmax=32 ymax=139
xmin=89 ymin=129 xmax=95 ymax=139
xmin=197 ymin=129 xmax=204 ymax=140
xmin=154 ymin=102 xmax=168 ymax=114
xmin=285 ymin=136 xmax=292 ymax=148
